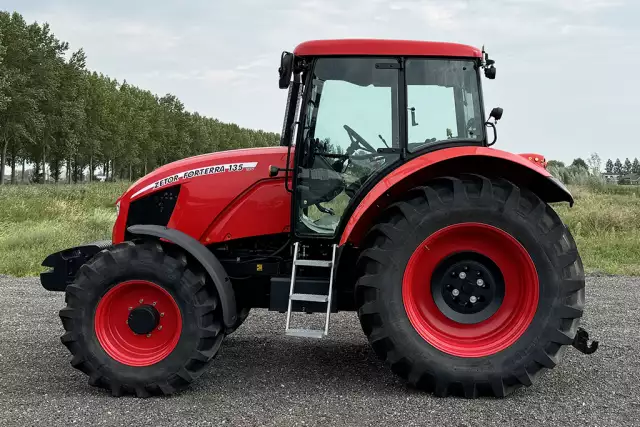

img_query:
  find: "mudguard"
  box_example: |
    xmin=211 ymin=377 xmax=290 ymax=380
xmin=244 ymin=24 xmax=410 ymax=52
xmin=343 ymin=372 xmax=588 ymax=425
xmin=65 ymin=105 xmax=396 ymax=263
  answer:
xmin=339 ymin=146 xmax=573 ymax=246
xmin=127 ymin=225 xmax=237 ymax=329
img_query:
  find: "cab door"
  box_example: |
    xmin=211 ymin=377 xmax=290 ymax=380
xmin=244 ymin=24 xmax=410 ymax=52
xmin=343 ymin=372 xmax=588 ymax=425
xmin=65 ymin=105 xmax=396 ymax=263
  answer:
xmin=292 ymin=57 xmax=402 ymax=238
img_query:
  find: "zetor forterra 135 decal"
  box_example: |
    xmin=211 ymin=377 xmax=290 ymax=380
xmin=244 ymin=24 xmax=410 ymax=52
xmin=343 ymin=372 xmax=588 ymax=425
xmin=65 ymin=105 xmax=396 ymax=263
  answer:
xmin=131 ymin=162 xmax=258 ymax=198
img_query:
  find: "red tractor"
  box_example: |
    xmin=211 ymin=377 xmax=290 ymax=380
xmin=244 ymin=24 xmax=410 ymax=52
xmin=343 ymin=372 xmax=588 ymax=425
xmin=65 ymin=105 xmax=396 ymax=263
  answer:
xmin=41 ymin=39 xmax=597 ymax=398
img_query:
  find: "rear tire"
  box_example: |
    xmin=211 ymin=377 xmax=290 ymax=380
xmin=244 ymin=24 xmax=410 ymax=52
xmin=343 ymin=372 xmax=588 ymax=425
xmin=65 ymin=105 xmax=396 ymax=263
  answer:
xmin=355 ymin=175 xmax=585 ymax=398
xmin=59 ymin=241 xmax=224 ymax=397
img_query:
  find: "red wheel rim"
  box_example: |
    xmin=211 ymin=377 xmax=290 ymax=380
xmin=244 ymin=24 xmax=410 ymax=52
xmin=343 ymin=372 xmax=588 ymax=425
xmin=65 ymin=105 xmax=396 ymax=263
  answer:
xmin=402 ymin=223 xmax=539 ymax=358
xmin=94 ymin=280 xmax=182 ymax=366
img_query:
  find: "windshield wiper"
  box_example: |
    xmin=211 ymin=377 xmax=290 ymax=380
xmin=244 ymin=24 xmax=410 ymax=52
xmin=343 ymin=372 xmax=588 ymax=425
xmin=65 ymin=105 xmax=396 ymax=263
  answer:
xmin=409 ymin=137 xmax=481 ymax=151
xmin=378 ymin=134 xmax=389 ymax=148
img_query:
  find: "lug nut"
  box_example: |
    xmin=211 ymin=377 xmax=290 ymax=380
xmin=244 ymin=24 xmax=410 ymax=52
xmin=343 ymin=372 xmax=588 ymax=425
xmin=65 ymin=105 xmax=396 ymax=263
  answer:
xmin=452 ymin=289 xmax=460 ymax=297
xmin=152 ymin=301 xmax=157 ymax=306
xmin=158 ymin=325 xmax=163 ymax=331
xmin=146 ymin=333 xmax=151 ymax=338
xmin=128 ymin=307 xmax=133 ymax=311
xmin=160 ymin=312 xmax=165 ymax=317
xmin=459 ymin=272 xmax=467 ymax=279
xmin=139 ymin=299 xmax=144 ymax=304
xmin=477 ymin=279 xmax=485 ymax=287
xmin=470 ymin=296 xmax=478 ymax=303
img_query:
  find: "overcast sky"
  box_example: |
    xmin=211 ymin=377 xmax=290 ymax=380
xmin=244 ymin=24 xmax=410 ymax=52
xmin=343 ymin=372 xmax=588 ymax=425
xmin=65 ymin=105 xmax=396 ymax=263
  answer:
xmin=4 ymin=0 xmax=639 ymax=164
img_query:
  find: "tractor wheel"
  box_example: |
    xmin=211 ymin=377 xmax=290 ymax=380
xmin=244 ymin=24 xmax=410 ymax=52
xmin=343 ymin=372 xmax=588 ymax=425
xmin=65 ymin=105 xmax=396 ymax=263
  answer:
xmin=59 ymin=241 xmax=224 ymax=397
xmin=355 ymin=175 xmax=585 ymax=398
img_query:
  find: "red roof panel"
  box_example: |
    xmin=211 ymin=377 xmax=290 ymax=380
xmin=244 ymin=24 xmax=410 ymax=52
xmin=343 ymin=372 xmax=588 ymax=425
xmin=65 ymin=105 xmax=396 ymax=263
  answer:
xmin=293 ymin=39 xmax=482 ymax=58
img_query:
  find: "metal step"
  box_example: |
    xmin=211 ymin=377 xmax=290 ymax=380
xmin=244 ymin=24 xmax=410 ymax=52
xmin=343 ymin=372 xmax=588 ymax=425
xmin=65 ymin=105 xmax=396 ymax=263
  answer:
xmin=285 ymin=242 xmax=337 ymax=339
xmin=294 ymin=259 xmax=332 ymax=268
xmin=290 ymin=293 xmax=329 ymax=303
xmin=285 ymin=328 xmax=325 ymax=339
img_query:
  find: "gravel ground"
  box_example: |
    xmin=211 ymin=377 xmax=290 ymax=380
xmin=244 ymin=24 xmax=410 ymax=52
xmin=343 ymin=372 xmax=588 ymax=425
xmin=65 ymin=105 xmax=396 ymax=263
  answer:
xmin=0 ymin=275 xmax=638 ymax=427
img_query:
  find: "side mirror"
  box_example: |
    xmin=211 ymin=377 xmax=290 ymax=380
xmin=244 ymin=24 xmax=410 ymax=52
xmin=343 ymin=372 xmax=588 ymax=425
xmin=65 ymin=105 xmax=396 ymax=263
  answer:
xmin=482 ymin=47 xmax=497 ymax=79
xmin=484 ymin=66 xmax=496 ymax=79
xmin=489 ymin=107 xmax=503 ymax=122
xmin=278 ymin=51 xmax=294 ymax=89
xmin=485 ymin=107 xmax=502 ymax=146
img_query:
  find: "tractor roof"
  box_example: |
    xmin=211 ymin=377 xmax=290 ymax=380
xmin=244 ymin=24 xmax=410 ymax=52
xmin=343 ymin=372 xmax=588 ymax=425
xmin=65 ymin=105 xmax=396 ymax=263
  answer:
xmin=293 ymin=39 xmax=482 ymax=58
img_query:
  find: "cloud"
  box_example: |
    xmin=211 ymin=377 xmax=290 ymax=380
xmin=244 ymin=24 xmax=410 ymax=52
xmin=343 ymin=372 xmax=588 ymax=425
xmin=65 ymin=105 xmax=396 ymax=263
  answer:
xmin=4 ymin=0 xmax=638 ymax=163
xmin=501 ymin=0 xmax=624 ymax=11
xmin=115 ymin=22 xmax=181 ymax=53
xmin=235 ymin=55 xmax=271 ymax=71
xmin=560 ymin=24 xmax=621 ymax=36
xmin=388 ymin=0 xmax=468 ymax=30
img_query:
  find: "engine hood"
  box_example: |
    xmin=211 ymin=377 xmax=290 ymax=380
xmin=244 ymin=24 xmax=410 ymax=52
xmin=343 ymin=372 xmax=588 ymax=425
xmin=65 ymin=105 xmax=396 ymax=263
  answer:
xmin=123 ymin=146 xmax=289 ymax=201
xmin=113 ymin=145 xmax=293 ymax=244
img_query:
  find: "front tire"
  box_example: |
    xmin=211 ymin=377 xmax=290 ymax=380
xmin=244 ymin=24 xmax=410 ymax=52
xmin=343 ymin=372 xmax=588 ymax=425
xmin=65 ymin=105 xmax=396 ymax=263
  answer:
xmin=225 ymin=305 xmax=250 ymax=334
xmin=355 ymin=175 xmax=585 ymax=398
xmin=59 ymin=241 xmax=224 ymax=397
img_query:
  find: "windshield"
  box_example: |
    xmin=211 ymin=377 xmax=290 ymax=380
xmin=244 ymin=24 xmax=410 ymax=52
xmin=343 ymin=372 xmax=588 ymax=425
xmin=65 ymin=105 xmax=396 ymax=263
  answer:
xmin=406 ymin=59 xmax=483 ymax=151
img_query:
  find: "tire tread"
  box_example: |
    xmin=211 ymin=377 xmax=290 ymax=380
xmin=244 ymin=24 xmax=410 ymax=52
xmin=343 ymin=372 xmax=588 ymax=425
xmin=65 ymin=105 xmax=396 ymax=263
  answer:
xmin=354 ymin=174 xmax=585 ymax=398
xmin=59 ymin=240 xmax=224 ymax=397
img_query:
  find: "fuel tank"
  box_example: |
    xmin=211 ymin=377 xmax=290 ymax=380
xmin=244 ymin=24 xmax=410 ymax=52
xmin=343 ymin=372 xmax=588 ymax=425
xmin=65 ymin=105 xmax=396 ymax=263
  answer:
xmin=112 ymin=146 xmax=293 ymax=245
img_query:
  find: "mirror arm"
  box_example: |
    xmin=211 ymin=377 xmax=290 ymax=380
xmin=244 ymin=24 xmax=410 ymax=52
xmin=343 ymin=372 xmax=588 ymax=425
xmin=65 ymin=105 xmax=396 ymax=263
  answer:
xmin=485 ymin=122 xmax=497 ymax=146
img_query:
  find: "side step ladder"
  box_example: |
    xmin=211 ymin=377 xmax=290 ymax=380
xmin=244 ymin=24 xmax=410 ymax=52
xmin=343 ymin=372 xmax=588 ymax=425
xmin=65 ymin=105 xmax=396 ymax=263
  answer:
xmin=285 ymin=242 xmax=337 ymax=339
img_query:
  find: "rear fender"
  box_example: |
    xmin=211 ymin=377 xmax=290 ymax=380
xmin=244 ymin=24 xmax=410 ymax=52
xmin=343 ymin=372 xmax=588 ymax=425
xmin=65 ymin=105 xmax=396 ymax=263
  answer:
xmin=339 ymin=146 xmax=572 ymax=246
xmin=127 ymin=225 xmax=237 ymax=329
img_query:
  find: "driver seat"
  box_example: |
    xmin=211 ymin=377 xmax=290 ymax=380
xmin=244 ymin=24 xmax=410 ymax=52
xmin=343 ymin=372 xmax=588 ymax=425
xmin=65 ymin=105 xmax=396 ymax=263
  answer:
xmin=297 ymin=155 xmax=345 ymax=207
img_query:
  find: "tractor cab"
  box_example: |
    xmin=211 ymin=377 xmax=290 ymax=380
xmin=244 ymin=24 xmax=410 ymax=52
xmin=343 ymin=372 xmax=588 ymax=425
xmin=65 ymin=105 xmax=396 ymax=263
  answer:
xmin=277 ymin=40 xmax=489 ymax=238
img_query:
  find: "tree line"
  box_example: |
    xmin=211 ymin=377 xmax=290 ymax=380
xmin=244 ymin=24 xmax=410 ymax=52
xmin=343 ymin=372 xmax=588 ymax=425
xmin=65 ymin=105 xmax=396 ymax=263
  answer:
xmin=0 ymin=11 xmax=280 ymax=185
xmin=604 ymin=158 xmax=640 ymax=175
xmin=548 ymin=155 xmax=640 ymax=176
xmin=546 ymin=153 xmax=640 ymax=187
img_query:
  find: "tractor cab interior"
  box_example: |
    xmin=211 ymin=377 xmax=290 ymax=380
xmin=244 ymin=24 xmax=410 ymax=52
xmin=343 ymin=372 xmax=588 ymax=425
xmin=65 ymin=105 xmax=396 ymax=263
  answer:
xmin=288 ymin=55 xmax=484 ymax=238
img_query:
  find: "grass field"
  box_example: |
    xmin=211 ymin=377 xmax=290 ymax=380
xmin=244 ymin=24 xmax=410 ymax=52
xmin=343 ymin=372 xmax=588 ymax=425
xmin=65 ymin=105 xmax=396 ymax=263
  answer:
xmin=0 ymin=182 xmax=130 ymax=276
xmin=1 ymin=182 xmax=640 ymax=276
xmin=553 ymin=185 xmax=640 ymax=275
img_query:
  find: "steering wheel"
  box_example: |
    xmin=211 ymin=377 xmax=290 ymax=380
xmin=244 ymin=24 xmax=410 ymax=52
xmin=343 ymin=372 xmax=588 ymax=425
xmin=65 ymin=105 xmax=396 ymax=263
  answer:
xmin=343 ymin=124 xmax=376 ymax=155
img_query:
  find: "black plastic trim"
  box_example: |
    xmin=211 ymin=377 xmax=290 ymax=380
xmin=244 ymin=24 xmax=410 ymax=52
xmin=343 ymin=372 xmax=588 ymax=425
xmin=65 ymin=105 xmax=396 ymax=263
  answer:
xmin=548 ymin=176 xmax=574 ymax=206
xmin=40 ymin=240 xmax=112 ymax=292
xmin=126 ymin=185 xmax=180 ymax=228
xmin=127 ymin=225 xmax=237 ymax=328
xmin=398 ymin=57 xmax=407 ymax=160
xmin=280 ymin=80 xmax=300 ymax=146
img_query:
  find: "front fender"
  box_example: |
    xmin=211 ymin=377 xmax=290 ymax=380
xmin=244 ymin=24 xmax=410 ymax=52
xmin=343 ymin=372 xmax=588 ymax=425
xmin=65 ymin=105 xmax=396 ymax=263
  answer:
xmin=339 ymin=146 xmax=573 ymax=246
xmin=127 ymin=225 xmax=237 ymax=329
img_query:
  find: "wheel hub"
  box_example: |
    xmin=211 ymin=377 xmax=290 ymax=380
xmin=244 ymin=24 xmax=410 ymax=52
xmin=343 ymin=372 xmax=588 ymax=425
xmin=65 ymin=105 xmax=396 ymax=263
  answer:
xmin=431 ymin=253 xmax=505 ymax=324
xmin=95 ymin=280 xmax=182 ymax=366
xmin=402 ymin=222 xmax=539 ymax=357
xmin=128 ymin=304 xmax=160 ymax=335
